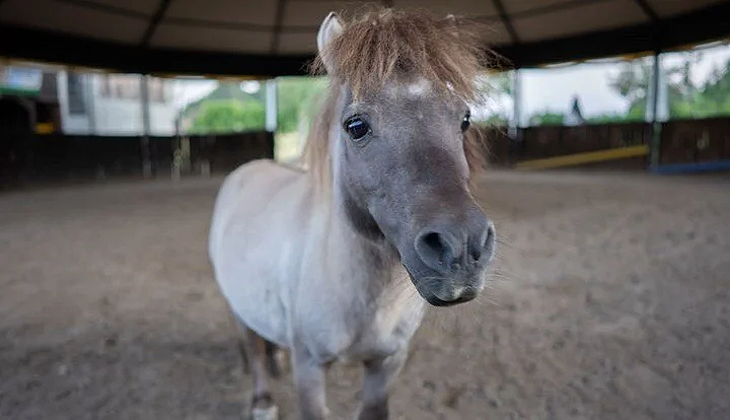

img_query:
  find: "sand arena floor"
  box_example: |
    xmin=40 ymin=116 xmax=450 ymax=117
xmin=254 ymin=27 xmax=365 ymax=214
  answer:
xmin=1 ymin=170 xmax=729 ymax=420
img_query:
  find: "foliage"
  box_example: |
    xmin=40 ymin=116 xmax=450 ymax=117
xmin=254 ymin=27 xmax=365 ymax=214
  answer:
xmin=473 ymin=72 xmax=513 ymax=126
xmin=480 ymin=114 xmax=509 ymax=126
xmin=608 ymin=54 xmax=730 ymax=120
xmin=189 ymin=99 xmax=264 ymax=134
xmin=587 ymin=113 xmax=629 ymax=124
xmin=184 ymin=77 xmax=329 ymax=135
xmin=529 ymin=111 xmax=564 ymax=126
xmin=276 ymin=76 xmax=329 ymax=133
xmin=183 ymin=83 xmax=260 ymax=121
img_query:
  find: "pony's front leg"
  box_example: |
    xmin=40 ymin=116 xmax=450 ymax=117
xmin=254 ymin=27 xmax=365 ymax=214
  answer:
xmin=356 ymin=347 xmax=408 ymax=420
xmin=292 ymin=345 xmax=328 ymax=420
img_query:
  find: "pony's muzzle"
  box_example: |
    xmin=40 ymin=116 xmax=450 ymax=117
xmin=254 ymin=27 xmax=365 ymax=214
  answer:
xmin=411 ymin=212 xmax=496 ymax=305
xmin=414 ymin=216 xmax=496 ymax=274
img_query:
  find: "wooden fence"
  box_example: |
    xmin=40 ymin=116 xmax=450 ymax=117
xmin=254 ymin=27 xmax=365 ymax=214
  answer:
xmin=659 ymin=117 xmax=730 ymax=164
xmin=0 ymin=131 xmax=274 ymax=186
xmin=477 ymin=122 xmax=651 ymax=169
xmin=3 ymin=116 xmax=729 ymax=188
xmin=478 ymin=117 xmax=730 ymax=172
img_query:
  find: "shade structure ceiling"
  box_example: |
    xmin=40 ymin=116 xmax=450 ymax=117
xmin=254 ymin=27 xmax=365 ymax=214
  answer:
xmin=1 ymin=0 xmax=729 ymax=77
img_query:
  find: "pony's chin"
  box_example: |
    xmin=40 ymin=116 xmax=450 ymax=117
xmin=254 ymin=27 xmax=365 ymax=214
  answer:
xmin=404 ymin=267 xmax=479 ymax=307
xmin=423 ymin=293 xmax=475 ymax=307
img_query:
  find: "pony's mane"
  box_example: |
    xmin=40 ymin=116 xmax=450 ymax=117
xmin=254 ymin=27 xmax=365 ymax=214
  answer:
xmin=312 ymin=8 xmax=492 ymax=101
xmin=302 ymin=8 xmax=497 ymax=190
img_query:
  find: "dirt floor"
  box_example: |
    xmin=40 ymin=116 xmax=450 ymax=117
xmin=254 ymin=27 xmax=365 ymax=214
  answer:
xmin=1 ymin=170 xmax=729 ymax=420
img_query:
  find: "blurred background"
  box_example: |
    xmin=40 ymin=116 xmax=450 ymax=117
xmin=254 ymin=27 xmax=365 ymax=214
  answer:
xmin=1 ymin=1 xmax=729 ymax=419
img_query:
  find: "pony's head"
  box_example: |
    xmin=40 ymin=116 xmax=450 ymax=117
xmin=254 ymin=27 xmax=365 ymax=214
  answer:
xmin=310 ymin=9 xmax=497 ymax=307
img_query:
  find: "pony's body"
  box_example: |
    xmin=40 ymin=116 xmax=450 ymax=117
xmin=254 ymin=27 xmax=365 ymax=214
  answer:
xmin=209 ymin=159 xmax=425 ymax=363
xmin=208 ymin=9 xmax=497 ymax=420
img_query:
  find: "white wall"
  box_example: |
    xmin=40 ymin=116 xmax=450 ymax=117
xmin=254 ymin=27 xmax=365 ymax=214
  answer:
xmin=93 ymin=96 xmax=144 ymax=135
xmin=57 ymin=72 xmax=177 ymax=136
xmin=149 ymin=103 xmax=177 ymax=136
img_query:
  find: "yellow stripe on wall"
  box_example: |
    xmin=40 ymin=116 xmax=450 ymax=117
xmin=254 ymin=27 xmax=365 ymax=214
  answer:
xmin=35 ymin=122 xmax=55 ymax=134
xmin=515 ymin=145 xmax=649 ymax=170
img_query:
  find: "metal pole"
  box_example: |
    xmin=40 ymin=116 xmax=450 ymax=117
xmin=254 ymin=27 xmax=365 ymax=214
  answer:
xmin=509 ymin=69 xmax=522 ymax=166
xmin=85 ymin=73 xmax=97 ymax=135
xmin=140 ymin=74 xmax=152 ymax=178
xmin=649 ymin=52 xmax=662 ymax=171
xmin=510 ymin=69 xmax=522 ymax=135
xmin=265 ymin=78 xmax=278 ymax=132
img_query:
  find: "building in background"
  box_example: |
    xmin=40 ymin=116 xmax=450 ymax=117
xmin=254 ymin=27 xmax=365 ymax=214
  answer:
xmin=57 ymin=70 xmax=177 ymax=136
xmin=0 ymin=65 xmax=60 ymax=133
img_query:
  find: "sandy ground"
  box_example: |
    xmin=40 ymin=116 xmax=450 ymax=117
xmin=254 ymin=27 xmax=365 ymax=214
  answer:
xmin=1 ymin=170 xmax=729 ymax=420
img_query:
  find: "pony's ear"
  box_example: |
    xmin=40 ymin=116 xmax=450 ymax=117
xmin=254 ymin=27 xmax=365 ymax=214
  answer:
xmin=317 ymin=12 xmax=344 ymax=73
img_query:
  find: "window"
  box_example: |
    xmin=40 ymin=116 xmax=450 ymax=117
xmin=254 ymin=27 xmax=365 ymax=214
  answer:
xmin=67 ymin=72 xmax=86 ymax=115
xmin=99 ymin=74 xmax=111 ymax=97
xmin=149 ymin=78 xmax=166 ymax=103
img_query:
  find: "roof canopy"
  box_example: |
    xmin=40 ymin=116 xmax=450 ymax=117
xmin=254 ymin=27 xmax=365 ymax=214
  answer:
xmin=1 ymin=0 xmax=729 ymax=77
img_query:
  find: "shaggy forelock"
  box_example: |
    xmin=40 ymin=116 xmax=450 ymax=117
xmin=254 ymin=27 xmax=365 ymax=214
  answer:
xmin=312 ymin=8 xmax=494 ymax=102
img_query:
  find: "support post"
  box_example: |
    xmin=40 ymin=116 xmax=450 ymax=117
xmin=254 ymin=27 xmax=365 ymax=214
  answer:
xmin=509 ymin=69 xmax=523 ymax=166
xmin=510 ymin=69 xmax=522 ymax=136
xmin=265 ymin=78 xmax=278 ymax=132
xmin=648 ymin=52 xmax=662 ymax=172
xmin=85 ymin=73 xmax=97 ymax=135
xmin=140 ymin=74 xmax=152 ymax=178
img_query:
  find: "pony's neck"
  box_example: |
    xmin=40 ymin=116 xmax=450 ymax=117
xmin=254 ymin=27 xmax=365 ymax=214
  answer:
xmin=326 ymin=191 xmax=406 ymax=299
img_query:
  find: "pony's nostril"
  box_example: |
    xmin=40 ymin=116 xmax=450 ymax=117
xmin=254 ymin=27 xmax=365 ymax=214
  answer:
xmin=423 ymin=232 xmax=444 ymax=255
xmin=483 ymin=222 xmax=496 ymax=261
xmin=469 ymin=221 xmax=496 ymax=263
xmin=415 ymin=230 xmax=459 ymax=272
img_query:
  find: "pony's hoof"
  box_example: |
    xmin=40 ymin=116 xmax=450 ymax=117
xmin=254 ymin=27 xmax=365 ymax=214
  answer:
xmin=250 ymin=393 xmax=278 ymax=420
xmin=250 ymin=405 xmax=278 ymax=420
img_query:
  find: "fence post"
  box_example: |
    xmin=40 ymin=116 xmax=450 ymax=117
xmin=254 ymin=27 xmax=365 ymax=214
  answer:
xmin=647 ymin=51 xmax=667 ymax=172
xmin=140 ymin=74 xmax=152 ymax=178
xmin=509 ymin=69 xmax=523 ymax=167
xmin=265 ymin=79 xmax=278 ymax=133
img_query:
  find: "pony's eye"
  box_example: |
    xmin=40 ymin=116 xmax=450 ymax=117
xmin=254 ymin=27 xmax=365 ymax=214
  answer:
xmin=461 ymin=112 xmax=471 ymax=132
xmin=344 ymin=117 xmax=371 ymax=141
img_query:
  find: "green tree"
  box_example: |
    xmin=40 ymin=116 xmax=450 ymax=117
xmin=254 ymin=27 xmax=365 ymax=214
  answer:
xmin=276 ymin=76 xmax=329 ymax=133
xmin=189 ymin=99 xmax=265 ymax=134
xmin=473 ymin=72 xmax=513 ymax=126
xmin=529 ymin=111 xmax=565 ymax=126
xmin=587 ymin=113 xmax=634 ymax=124
xmin=480 ymin=114 xmax=509 ymax=126
xmin=606 ymin=53 xmax=730 ymax=120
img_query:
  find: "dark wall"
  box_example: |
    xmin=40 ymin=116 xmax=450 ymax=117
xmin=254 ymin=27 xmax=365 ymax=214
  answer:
xmin=479 ymin=118 xmax=730 ymax=171
xmin=477 ymin=122 xmax=651 ymax=167
xmin=0 ymin=97 xmax=34 ymax=188
xmin=0 ymin=131 xmax=274 ymax=187
xmin=3 ymin=117 xmax=729 ymax=188
xmin=27 ymin=135 xmax=145 ymax=181
xmin=659 ymin=117 xmax=730 ymax=165
xmin=189 ymin=131 xmax=274 ymax=174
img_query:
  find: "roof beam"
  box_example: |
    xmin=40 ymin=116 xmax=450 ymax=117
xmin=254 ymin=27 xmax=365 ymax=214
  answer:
xmin=0 ymin=1 xmax=6 ymax=21
xmin=491 ymin=0 xmax=520 ymax=44
xmin=2 ymin=2 xmax=729 ymax=76
xmin=270 ymin=0 xmax=287 ymax=53
xmin=141 ymin=0 xmax=173 ymax=47
xmin=632 ymin=0 xmax=659 ymax=22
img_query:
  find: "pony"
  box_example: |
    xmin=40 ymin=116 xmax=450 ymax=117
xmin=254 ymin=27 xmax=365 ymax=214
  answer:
xmin=208 ymin=8 xmax=497 ymax=420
